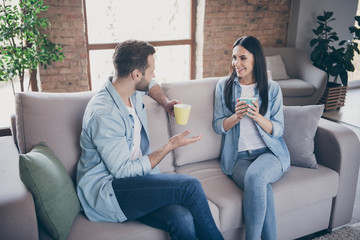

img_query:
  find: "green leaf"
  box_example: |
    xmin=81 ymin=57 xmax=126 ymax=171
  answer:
xmin=310 ymin=39 xmax=318 ymax=47
xmin=355 ymin=15 xmax=360 ymax=24
xmin=339 ymin=71 xmax=348 ymax=86
xmin=324 ymin=11 xmax=334 ymax=20
xmin=318 ymin=16 xmax=326 ymax=22
xmin=328 ymin=35 xmax=339 ymax=41
xmin=339 ymin=40 xmax=347 ymax=45
xmin=349 ymin=26 xmax=357 ymax=33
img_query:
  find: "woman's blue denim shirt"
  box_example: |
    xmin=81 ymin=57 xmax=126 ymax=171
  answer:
xmin=76 ymin=78 xmax=160 ymax=223
xmin=213 ymin=77 xmax=290 ymax=175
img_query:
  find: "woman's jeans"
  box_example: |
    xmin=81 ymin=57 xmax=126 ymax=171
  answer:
xmin=112 ymin=173 xmax=224 ymax=240
xmin=231 ymin=147 xmax=284 ymax=240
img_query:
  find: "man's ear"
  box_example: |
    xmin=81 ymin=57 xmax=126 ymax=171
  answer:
xmin=131 ymin=69 xmax=142 ymax=81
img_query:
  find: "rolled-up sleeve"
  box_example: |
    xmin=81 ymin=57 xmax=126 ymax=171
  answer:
xmin=213 ymin=81 xmax=231 ymax=134
xmin=148 ymin=79 xmax=159 ymax=92
xmin=88 ymin=115 xmax=152 ymax=179
xmin=268 ymin=83 xmax=285 ymax=138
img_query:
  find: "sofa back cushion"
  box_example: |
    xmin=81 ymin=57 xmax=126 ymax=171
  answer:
xmin=264 ymin=47 xmax=309 ymax=79
xmin=162 ymin=77 xmax=223 ymax=167
xmin=143 ymin=95 xmax=174 ymax=173
xmin=15 ymin=91 xmax=175 ymax=179
xmin=15 ymin=91 xmax=95 ymax=181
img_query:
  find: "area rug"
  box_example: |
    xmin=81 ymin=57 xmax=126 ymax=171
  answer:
xmin=313 ymin=223 xmax=360 ymax=240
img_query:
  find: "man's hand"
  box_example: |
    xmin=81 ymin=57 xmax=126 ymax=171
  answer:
xmin=168 ymin=130 xmax=203 ymax=149
xmin=148 ymin=84 xmax=180 ymax=117
xmin=148 ymin=130 xmax=202 ymax=169
xmin=165 ymin=99 xmax=180 ymax=117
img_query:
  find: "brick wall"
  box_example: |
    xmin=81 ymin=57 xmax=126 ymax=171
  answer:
xmin=201 ymin=0 xmax=291 ymax=78
xmin=38 ymin=0 xmax=290 ymax=92
xmin=38 ymin=0 xmax=89 ymax=92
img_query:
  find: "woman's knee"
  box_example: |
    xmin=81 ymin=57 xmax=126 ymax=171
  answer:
xmin=244 ymin=170 xmax=265 ymax=188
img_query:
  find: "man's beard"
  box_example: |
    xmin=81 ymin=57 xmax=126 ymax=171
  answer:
xmin=135 ymin=76 xmax=149 ymax=92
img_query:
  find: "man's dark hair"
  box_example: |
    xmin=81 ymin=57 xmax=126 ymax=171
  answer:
xmin=113 ymin=40 xmax=156 ymax=77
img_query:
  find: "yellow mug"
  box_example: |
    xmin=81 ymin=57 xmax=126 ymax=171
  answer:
xmin=174 ymin=104 xmax=191 ymax=125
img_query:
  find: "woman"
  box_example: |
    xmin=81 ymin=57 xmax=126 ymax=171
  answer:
xmin=213 ymin=36 xmax=290 ymax=240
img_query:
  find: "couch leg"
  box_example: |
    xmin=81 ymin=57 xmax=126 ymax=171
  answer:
xmin=0 ymin=127 xmax=11 ymax=137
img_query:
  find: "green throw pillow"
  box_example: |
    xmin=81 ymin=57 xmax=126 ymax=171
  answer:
xmin=19 ymin=142 xmax=80 ymax=240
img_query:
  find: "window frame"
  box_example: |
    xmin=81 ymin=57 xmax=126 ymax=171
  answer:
xmin=83 ymin=0 xmax=196 ymax=90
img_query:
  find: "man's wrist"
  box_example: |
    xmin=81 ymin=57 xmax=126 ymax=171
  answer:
xmin=163 ymin=100 xmax=171 ymax=109
xmin=164 ymin=141 xmax=174 ymax=153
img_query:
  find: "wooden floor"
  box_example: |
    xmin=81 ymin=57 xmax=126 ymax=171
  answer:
xmin=298 ymin=85 xmax=360 ymax=239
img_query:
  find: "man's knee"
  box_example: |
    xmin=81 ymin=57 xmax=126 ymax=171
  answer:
xmin=167 ymin=205 xmax=196 ymax=239
xmin=181 ymin=175 xmax=202 ymax=190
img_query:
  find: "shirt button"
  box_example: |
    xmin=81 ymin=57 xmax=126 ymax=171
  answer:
xmin=109 ymin=193 xmax=113 ymax=197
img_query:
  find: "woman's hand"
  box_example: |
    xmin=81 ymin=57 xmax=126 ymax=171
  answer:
xmin=234 ymin=99 xmax=249 ymax=120
xmin=246 ymin=99 xmax=261 ymax=121
xmin=223 ymin=99 xmax=248 ymax=131
xmin=247 ymin=99 xmax=273 ymax=134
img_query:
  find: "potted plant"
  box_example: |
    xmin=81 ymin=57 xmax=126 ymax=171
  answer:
xmin=310 ymin=11 xmax=360 ymax=110
xmin=0 ymin=0 xmax=64 ymax=95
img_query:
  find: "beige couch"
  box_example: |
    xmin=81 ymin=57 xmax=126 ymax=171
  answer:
xmin=264 ymin=47 xmax=327 ymax=106
xmin=1 ymin=77 xmax=359 ymax=240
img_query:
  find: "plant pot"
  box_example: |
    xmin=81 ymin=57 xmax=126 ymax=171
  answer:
xmin=318 ymin=82 xmax=348 ymax=111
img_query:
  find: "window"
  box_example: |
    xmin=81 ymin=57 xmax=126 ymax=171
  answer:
xmin=84 ymin=0 xmax=195 ymax=90
xmin=348 ymin=1 xmax=360 ymax=83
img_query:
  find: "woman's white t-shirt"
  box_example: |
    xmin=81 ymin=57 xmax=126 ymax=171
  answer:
xmin=238 ymin=83 xmax=267 ymax=152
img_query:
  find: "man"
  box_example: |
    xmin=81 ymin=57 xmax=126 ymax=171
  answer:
xmin=76 ymin=40 xmax=223 ymax=240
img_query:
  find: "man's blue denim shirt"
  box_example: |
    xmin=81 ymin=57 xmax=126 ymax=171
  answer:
xmin=213 ymin=77 xmax=290 ymax=175
xmin=76 ymin=78 xmax=160 ymax=223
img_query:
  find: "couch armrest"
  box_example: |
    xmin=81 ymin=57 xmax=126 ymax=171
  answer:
xmin=264 ymin=47 xmax=328 ymax=105
xmin=296 ymin=54 xmax=327 ymax=89
xmin=281 ymin=48 xmax=327 ymax=103
xmin=0 ymin=136 xmax=38 ymax=240
xmin=314 ymin=118 xmax=360 ymax=229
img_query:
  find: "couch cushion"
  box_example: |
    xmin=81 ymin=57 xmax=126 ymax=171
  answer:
xmin=176 ymin=159 xmax=243 ymax=232
xmin=176 ymin=160 xmax=339 ymax=233
xmin=162 ymin=77 xmax=223 ymax=167
xmin=273 ymin=164 xmax=339 ymax=215
xmin=283 ymin=105 xmax=324 ymax=168
xmin=266 ymin=55 xmax=289 ymax=80
xmin=143 ymin=95 xmax=174 ymax=173
xmin=15 ymin=91 xmax=95 ymax=181
xmin=64 ymin=200 xmax=220 ymax=240
xmin=277 ymin=79 xmax=315 ymax=97
xmin=66 ymin=213 xmax=169 ymax=240
xmin=19 ymin=142 xmax=80 ymax=240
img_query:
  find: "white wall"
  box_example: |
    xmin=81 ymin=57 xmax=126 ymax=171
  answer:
xmin=288 ymin=0 xmax=358 ymax=56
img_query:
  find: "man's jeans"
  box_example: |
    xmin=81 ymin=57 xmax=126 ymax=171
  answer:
xmin=112 ymin=173 xmax=224 ymax=240
xmin=231 ymin=147 xmax=284 ymax=240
